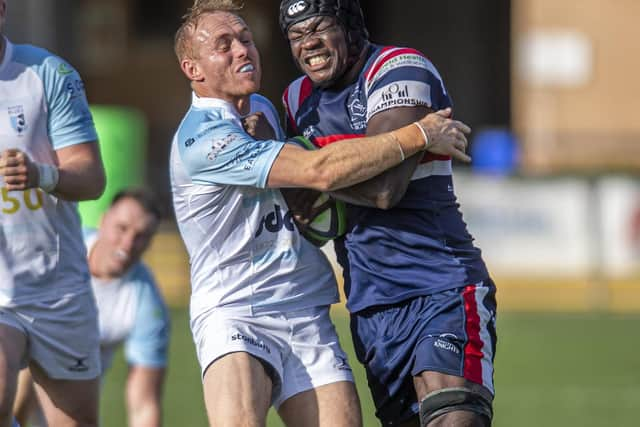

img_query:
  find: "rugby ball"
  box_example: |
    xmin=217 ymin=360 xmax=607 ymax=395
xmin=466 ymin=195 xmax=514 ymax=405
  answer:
xmin=301 ymin=192 xmax=347 ymax=247
xmin=286 ymin=136 xmax=347 ymax=246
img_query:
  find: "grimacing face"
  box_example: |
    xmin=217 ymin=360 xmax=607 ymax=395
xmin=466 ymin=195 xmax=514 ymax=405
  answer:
xmin=97 ymin=197 xmax=158 ymax=278
xmin=186 ymin=11 xmax=262 ymax=103
xmin=286 ymin=15 xmax=350 ymax=87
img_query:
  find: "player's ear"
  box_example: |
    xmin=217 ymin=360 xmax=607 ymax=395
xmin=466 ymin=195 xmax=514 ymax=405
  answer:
xmin=181 ymin=58 xmax=204 ymax=82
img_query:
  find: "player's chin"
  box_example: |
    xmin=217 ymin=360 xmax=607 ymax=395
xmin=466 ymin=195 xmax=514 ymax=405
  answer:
xmin=306 ymin=69 xmax=338 ymax=88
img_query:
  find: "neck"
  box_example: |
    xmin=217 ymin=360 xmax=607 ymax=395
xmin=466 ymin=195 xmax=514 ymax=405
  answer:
xmin=193 ymin=84 xmax=251 ymax=115
xmin=327 ymin=41 xmax=370 ymax=90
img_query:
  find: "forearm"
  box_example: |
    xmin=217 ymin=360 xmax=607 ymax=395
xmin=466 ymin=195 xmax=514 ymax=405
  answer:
xmin=127 ymin=399 xmax=162 ymax=427
xmin=270 ymin=124 xmax=424 ymax=191
xmin=126 ymin=367 xmax=165 ymax=427
xmin=329 ymin=153 xmax=421 ymax=208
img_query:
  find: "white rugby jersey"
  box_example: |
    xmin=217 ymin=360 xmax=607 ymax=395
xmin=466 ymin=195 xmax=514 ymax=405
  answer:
xmin=87 ymin=231 xmax=170 ymax=372
xmin=170 ymin=93 xmax=338 ymax=321
xmin=0 ymin=38 xmax=97 ymax=305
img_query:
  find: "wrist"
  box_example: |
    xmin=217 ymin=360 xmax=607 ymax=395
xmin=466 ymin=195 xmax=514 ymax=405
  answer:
xmin=36 ymin=162 xmax=59 ymax=193
xmin=412 ymin=121 xmax=430 ymax=149
xmin=393 ymin=124 xmax=427 ymax=157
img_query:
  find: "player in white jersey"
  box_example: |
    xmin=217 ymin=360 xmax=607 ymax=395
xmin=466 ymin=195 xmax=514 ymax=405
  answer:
xmin=13 ymin=189 xmax=169 ymax=427
xmin=0 ymin=1 xmax=106 ymax=426
xmin=171 ymin=2 xmax=470 ymax=426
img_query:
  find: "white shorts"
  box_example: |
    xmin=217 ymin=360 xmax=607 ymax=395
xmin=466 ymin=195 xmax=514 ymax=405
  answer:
xmin=0 ymin=290 xmax=101 ymax=380
xmin=192 ymin=305 xmax=354 ymax=408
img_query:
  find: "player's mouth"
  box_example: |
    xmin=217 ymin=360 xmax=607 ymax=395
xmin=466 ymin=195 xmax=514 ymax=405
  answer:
xmin=237 ymin=63 xmax=255 ymax=73
xmin=304 ymin=54 xmax=331 ymax=71
xmin=114 ymin=249 xmax=129 ymax=262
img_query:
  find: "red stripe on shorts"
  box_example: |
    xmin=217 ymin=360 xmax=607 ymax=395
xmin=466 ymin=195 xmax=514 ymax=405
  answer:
xmin=463 ymin=284 xmax=484 ymax=385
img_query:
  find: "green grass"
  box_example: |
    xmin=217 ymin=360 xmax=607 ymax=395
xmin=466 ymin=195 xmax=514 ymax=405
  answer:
xmin=100 ymin=309 xmax=640 ymax=427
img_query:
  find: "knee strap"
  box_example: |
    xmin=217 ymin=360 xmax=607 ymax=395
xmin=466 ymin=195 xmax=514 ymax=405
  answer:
xmin=419 ymin=386 xmax=493 ymax=427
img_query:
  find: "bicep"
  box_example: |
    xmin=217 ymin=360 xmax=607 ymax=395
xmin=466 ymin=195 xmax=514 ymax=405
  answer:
xmin=179 ymin=122 xmax=285 ymax=189
xmin=55 ymin=140 xmax=102 ymax=167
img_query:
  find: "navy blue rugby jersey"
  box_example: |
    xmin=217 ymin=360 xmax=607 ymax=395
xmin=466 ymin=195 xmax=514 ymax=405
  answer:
xmin=283 ymin=45 xmax=489 ymax=313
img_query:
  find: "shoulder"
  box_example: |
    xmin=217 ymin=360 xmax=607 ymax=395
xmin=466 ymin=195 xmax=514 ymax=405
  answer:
xmin=249 ymin=93 xmax=275 ymax=110
xmin=13 ymin=44 xmax=81 ymax=80
xmin=364 ymin=45 xmax=436 ymax=89
xmin=282 ymin=75 xmax=314 ymax=112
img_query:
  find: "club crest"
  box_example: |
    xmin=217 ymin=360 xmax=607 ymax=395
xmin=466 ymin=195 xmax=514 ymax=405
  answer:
xmin=8 ymin=106 xmax=28 ymax=135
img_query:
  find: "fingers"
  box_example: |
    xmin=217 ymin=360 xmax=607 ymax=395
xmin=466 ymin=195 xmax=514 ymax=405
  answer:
xmin=0 ymin=149 xmax=35 ymax=190
xmin=450 ymin=120 xmax=471 ymax=135
xmin=434 ymin=108 xmax=452 ymax=118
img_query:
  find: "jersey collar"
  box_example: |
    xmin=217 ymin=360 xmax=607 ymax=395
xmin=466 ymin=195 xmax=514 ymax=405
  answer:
xmin=191 ymin=92 xmax=243 ymax=119
xmin=0 ymin=37 xmax=13 ymax=75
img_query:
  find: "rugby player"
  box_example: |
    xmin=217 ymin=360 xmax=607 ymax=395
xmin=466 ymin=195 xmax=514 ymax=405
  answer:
xmin=279 ymin=1 xmax=497 ymax=426
xmin=0 ymin=0 xmax=106 ymax=425
xmin=170 ymin=1 xmax=471 ymax=426
xmin=13 ymin=190 xmax=170 ymax=427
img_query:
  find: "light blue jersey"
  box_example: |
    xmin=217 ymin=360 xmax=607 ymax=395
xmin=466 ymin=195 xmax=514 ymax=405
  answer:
xmin=87 ymin=234 xmax=170 ymax=372
xmin=170 ymin=93 xmax=338 ymax=324
xmin=0 ymin=37 xmax=97 ymax=305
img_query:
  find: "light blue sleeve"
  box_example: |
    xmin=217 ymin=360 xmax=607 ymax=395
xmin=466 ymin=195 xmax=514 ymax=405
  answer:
xmin=124 ymin=264 xmax=170 ymax=368
xmin=250 ymin=94 xmax=285 ymax=140
xmin=178 ymin=110 xmax=285 ymax=188
xmin=37 ymin=51 xmax=98 ymax=149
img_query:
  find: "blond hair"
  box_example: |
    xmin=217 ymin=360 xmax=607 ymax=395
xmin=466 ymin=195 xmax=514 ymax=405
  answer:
xmin=174 ymin=0 xmax=245 ymax=61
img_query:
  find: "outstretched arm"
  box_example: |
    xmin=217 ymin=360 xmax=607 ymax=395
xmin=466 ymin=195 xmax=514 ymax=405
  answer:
xmin=328 ymin=107 xmax=470 ymax=209
xmin=266 ymin=109 xmax=469 ymax=191
xmin=126 ymin=366 xmax=165 ymax=427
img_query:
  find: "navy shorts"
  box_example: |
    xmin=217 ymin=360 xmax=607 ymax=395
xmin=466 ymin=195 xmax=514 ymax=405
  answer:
xmin=350 ymin=279 xmax=497 ymax=426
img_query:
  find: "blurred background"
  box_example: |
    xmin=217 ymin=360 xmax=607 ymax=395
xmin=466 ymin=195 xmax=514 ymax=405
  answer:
xmin=6 ymin=0 xmax=640 ymax=426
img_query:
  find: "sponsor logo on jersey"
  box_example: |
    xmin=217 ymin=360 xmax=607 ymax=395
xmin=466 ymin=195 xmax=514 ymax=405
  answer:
xmin=184 ymin=137 xmax=196 ymax=147
xmin=67 ymin=357 xmax=90 ymax=372
xmin=57 ymin=62 xmax=74 ymax=75
xmin=433 ymin=338 xmax=461 ymax=354
xmin=333 ymin=355 xmax=352 ymax=371
xmin=65 ymin=78 xmax=86 ymax=100
xmin=368 ymin=54 xmax=431 ymax=88
xmin=255 ymin=204 xmax=295 ymax=238
xmin=287 ymin=0 xmax=309 ymax=17
xmin=207 ymin=133 xmax=237 ymax=161
xmin=8 ymin=105 xmax=28 ymax=135
xmin=302 ymin=126 xmax=316 ymax=139
xmin=347 ymin=89 xmax=367 ymax=131
xmin=368 ymin=81 xmax=432 ymax=118
xmin=231 ymin=333 xmax=272 ymax=354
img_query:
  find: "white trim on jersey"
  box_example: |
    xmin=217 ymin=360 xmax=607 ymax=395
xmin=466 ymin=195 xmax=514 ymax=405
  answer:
xmin=283 ymin=76 xmax=307 ymax=122
xmin=411 ymin=160 xmax=452 ymax=181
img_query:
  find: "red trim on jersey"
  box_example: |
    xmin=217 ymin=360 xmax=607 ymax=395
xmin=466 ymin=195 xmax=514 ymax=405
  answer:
xmin=420 ymin=153 xmax=451 ymax=163
xmin=365 ymin=47 xmax=426 ymax=84
xmin=363 ymin=46 xmax=394 ymax=83
xmin=299 ymin=77 xmax=313 ymax=109
xmin=313 ymin=133 xmax=364 ymax=148
xmin=463 ymin=285 xmax=484 ymax=385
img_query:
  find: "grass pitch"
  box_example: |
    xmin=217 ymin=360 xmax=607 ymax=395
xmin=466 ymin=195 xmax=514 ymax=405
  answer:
xmin=100 ymin=309 xmax=640 ymax=427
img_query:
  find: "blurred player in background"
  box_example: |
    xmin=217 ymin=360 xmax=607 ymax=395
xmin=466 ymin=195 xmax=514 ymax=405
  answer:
xmin=279 ymin=0 xmax=497 ymax=426
xmin=171 ymin=1 xmax=470 ymax=425
xmin=0 ymin=0 xmax=106 ymax=425
xmin=13 ymin=190 xmax=170 ymax=427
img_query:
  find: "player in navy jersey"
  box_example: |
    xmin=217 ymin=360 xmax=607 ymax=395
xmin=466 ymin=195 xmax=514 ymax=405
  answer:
xmin=171 ymin=1 xmax=472 ymax=426
xmin=279 ymin=1 xmax=497 ymax=426
xmin=0 ymin=0 xmax=106 ymax=426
